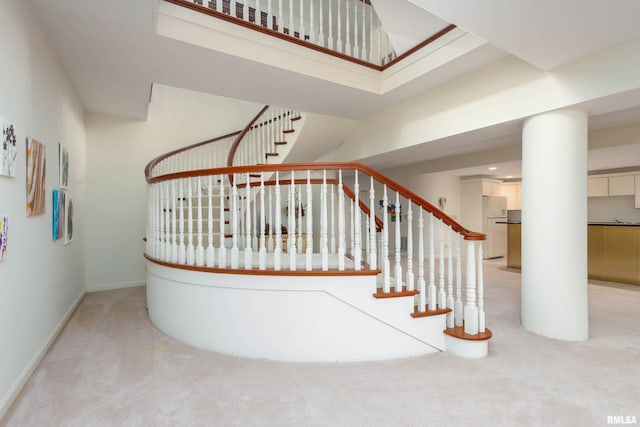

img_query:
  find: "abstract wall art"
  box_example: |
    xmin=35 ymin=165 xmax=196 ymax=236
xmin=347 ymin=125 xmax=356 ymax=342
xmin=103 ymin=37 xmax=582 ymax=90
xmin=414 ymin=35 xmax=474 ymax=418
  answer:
xmin=0 ymin=213 xmax=8 ymax=262
xmin=1 ymin=117 xmax=18 ymax=177
xmin=26 ymin=137 xmax=46 ymax=216
xmin=52 ymin=190 xmax=65 ymax=241
xmin=65 ymin=196 xmax=73 ymax=244
xmin=59 ymin=143 xmax=69 ymax=189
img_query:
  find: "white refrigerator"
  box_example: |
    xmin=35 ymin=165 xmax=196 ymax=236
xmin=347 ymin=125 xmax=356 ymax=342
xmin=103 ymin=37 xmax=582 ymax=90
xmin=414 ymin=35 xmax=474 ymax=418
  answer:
xmin=482 ymin=196 xmax=508 ymax=259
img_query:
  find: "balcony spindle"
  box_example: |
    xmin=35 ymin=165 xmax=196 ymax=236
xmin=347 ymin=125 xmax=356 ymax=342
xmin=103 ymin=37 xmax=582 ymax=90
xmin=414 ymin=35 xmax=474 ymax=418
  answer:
xmin=361 ymin=2 xmax=367 ymax=61
xmin=427 ymin=213 xmax=436 ymax=310
xmin=327 ymin=1 xmax=333 ymax=49
xmin=252 ymin=183 xmax=258 ymax=250
xmin=318 ymin=1 xmax=324 ymax=46
xmin=349 ymin=198 xmax=354 ymax=258
xmin=278 ymin=0 xmax=283 ymax=33
xmin=417 ymin=208 xmax=425 ymax=311
xmin=297 ymin=184 xmax=303 ymax=254
xmin=337 ymin=0 xmax=342 ymax=53
xmin=353 ymin=171 xmax=361 ymax=270
xmin=196 ymin=177 xmax=205 ymax=266
xmin=305 ymin=171 xmax=313 ymax=270
xmin=274 ymin=171 xmax=282 ymax=270
xmin=337 ymin=170 xmax=345 ymax=270
xmin=171 ymin=180 xmax=178 ymax=263
xmin=268 ymin=186 xmax=274 ymax=252
xmin=206 ymin=176 xmax=215 ymax=267
xmin=394 ymin=191 xmax=402 ymax=291
xmin=369 ymin=176 xmax=376 ymax=270
xmin=299 ymin=0 xmax=305 ymax=40
xmin=353 ymin=0 xmax=359 ymax=59
xmin=309 ymin=0 xmax=315 ymax=43
xmin=464 ymin=241 xmax=479 ymax=335
xmin=455 ymin=234 xmax=463 ymax=326
xmin=344 ymin=0 xmax=351 ymax=55
xmin=230 ymin=175 xmax=239 ymax=268
xmin=259 ymin=173 xmax=267 ymax=269
xmin=289 ymin=173 xmax=297 ymax=271
xmin=267 ymin=0 xmax=273 ymax=30
xmin=382 ymin=185 xmax=390 ymax=293
xmin=244 ymin=174 xmax=253 ymax=269
xmin=218 ymin=175 xmax=227 ymax=267
xmin=165 ymin=182 xmax=172 ymax=262
xmin=289 ymin=0 xmax=294 ymax=37
xmin=330 ymin=183 xmax=336 ymax=253
xmin=406 ymin=200 xmax=414 ymax=291
xmin=438 ymin=221 xmax=446 ymax=308
xmin=178 ymin=180 xmax=186 ymax=264
xmin=320 ymin=171 xmax=328 ymax=270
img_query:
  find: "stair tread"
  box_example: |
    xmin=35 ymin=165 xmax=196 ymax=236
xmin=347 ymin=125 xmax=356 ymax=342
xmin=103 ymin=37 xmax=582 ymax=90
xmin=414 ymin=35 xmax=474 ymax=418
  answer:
xmin=411 ymin=305 xmax=451 ymax=318
xmin=373 ymin=287 xmax=419 ymax=299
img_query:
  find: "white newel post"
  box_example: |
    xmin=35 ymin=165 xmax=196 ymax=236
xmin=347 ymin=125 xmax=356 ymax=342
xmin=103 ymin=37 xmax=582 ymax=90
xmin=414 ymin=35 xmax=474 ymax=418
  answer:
xmin=298 ymin=0 xmax=305 ymax=40
xmin=369 ymin=177 xmax=377 ymax=270
xmin=477 ymin=243 xmax=485 ymax=333
xmin=464 ymin=240 xmax=479 ymax=335
xmin=393 ymin=191 xmax=402 ymax=291
xmin=446 ymin=226 xmax=454 ymax=328
xmin=244 ymin=174 xmax=253 ymax=270
xmin=338 ymin=170 xmax=345 ymax=270
xmin=417 ymin=209 xmax=426 ymax=310
xmin=354 ymin=171 xmax=361 ymax=270
xmin=438 ymin=220 xmax=446 ymax=308
xmin=455 ymin=233 xmax=463 ymax=326
xmin=521 ymin=109 xmax=588 ymax=340
xmin=259 ymin=173 xmax=267 ymax=270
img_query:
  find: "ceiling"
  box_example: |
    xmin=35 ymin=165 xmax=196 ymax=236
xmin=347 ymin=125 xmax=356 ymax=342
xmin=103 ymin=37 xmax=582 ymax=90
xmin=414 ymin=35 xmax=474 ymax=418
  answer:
xmin=28 ymin=0 xmax=640 ymax=176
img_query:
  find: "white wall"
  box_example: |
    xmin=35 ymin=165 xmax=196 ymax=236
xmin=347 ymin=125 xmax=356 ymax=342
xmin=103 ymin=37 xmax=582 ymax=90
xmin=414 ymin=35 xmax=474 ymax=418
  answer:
xmin=0 ymin=1 xmax=87 ymax=418
xmin=84 ymin=85 xmax=263 ymax=291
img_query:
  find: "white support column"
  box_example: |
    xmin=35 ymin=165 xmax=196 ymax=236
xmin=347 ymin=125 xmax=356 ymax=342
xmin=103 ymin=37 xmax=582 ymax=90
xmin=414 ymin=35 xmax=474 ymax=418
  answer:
xmin=165 ymin=182 xmax=172 ymax=262
xmin=289 ymin=0 xmax=294 ymax=36
xmin=337 ymin=0 xmax=343 ymax=53
xmin=521 ymin=109 xmax=588 ymax=340
xmin=406 ymin=200 xmax=414 ymax=292
xmin=464 ymin=240 xmax=478 ymax=335
xmin=327 ymin=1 xmax=333 ymax=49
xmin=298 ymin=0 xmax=305 ymax=40
xmin=297 ymin=184 xmax=303 ymax=254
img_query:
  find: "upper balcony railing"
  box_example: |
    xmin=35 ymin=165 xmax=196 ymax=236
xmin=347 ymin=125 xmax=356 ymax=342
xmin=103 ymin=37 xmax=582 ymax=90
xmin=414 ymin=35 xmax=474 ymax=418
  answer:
xmin=167 ymin=0 xmax=400 ymax=67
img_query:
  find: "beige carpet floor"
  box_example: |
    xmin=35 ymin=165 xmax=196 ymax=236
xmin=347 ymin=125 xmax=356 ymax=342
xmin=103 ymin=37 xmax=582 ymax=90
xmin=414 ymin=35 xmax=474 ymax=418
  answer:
xmin=2 ymin=259 xmax=639 ymax=426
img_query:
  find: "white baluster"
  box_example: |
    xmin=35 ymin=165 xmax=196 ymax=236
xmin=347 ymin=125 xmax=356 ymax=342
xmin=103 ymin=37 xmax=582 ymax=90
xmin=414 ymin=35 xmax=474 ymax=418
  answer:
xmin=231 ymin=175 xmax=239 ymax=268
xmin=309 ymin=0 xmax=315 ymax=43
xmin=252 ymin=180 xmax=258 ymax=250
xmin=406 ymin=200 xmax=414 ymax=291
xmin=321 ymin=170 xmax=329 ymax=270
xmin=369 ymin=176 xmax=376 ymax=270
xmin=427 ymin=213 xmax=436 ymax=310
xmin=361 ymin=1 xmax=367 ymax=61
xmin=297 ymin=184 xmax=303 ymax=254
xmin=244 ymin=1 xmax=249 ymax=23
xmin=330 ymin=183 xmax=336 ymax=253
xmin=478 ymin=242 xmax=485 ymax=333
xmin=196 ymin=177 xmax=205 ymax=266
xmin=438 ymin=220 xmax=446 ymax=308
xmin=353 ymin=0 xmax=359 ymax=58
xmin=171 ymin=180 xmax=178 ymax=263
xmin=319 ymin=1 xmax=325 ymax=46
xmin=274 ymin=171 xmax=282 ymax=270
xmin=268 ymin=186 xmax=274 ymax=252
xmin=417 ymin=209 xmax=425 ymax=311
xmin=178 ymin=179 xmax=186 ymax=264
xmin=216 ymin=0 xmax=222 ymax=13
xmin=353 ymin=171 xmax=361 ymax=270
xmin=305 ymin=170 xmax=313 ymax=271
xmin=382 ymin=185 xmax=390 ymax=293
xmin=338 ymin=170 xmax=345 ymax=270
xmin=289 ymin=173 xmax=297 ymax=271
xmin=464 ymin=241 xmax=479 ymax=335
xmin=349 ymin=198 xmax=354 ymax=258
xmin=344 ymin=0 xmax=351 ymax=55
xmin=267 ymin=0 xmax=273 ymax=30
xmin=165 ymin=181 xmax=172 ymax=262
xmin=289 ymin=0 xmax=294 ymax=36
xmin=256 ymin=0 xmax=261 ymax=23
xmin=446 ymin=226 xmax=455 ymax=328
xmin=327 ymin=0 xmax=333 ymax=49
xmin=259 ymin=173 xmax=267 ymax=270
xmin=278 ymin=0 xmax=283 ymax=33
xmin=218 ymin=175 xmax=227 ymax=267
xmin=455 ymin=233 xmax=463 ymax=327
xmin=337 ymin=0 xmax=342 ymax=53
xmin=394 ymin=191 xmax=402 ymax=291
xmin=244 ymin=174 xmax=252 ymax=269
xmin=206 ymin=175 xmax=215 ymax=267
xmin=298 ymin=0 xmax=305 ymax=39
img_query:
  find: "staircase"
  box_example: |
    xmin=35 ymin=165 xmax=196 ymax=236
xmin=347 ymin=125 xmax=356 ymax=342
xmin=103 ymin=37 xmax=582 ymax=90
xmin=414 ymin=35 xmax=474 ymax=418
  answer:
xmin=144 ymin=104 xmax=492 ymax=360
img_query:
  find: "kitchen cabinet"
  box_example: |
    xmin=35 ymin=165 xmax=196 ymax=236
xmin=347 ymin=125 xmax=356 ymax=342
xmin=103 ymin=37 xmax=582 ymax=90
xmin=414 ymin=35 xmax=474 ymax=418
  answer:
xmin=609 ymin=175 xmax=635 ymax=196
xmin=587 ymin=177 xmax=608 ymax=197
xmin=500 ymin=183 xmax=521 ymax=210
xmin=482 ymin=179 xmax=502 ymax=197
xmin=506 ymin=223 xmax=521 ymax=269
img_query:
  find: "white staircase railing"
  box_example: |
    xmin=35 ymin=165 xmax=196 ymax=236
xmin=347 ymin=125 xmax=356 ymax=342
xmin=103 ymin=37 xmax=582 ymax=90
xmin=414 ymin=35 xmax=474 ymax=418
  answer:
xmin=174 ymin=0 xmax=397 ymax=66
xmin=145 ymin=162 xmax=488 ymax=336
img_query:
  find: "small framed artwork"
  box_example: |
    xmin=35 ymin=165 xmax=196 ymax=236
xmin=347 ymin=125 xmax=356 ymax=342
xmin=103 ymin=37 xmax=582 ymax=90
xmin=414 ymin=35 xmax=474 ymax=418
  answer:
xmin=65 ymin=195 xmax=73 ymax=244
xmin=52 ymin=190 xmax=65 ymax=241
xmin=59 ymin=143 xmax=69 ymax=189
xmin=1 ymin=117 xmax=18 ymax=177
xmin=0 ymin=213 xmax=8 ymax=261
xmin=26 ymin=137 xmax=46 ymax=216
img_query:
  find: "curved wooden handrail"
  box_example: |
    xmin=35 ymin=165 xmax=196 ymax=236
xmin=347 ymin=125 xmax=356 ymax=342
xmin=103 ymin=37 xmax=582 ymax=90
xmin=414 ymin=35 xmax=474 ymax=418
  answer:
xmin=147 ymin=162 xmax=485 ymax=241
xmin=144 ymin=130 xmax=241 ymax=178
xmin=163 ymin=0 xmax=457 ymax=71
xmin=226 ymin=105 xmax=270 ymax=169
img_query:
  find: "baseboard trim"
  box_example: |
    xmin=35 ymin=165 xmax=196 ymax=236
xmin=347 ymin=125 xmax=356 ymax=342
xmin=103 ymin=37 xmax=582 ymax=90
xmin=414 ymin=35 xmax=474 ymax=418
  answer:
xmin=86 ymin=280 xmax=145 ymax=293
xmin=0 ymin=288 xmax=86 ymax=421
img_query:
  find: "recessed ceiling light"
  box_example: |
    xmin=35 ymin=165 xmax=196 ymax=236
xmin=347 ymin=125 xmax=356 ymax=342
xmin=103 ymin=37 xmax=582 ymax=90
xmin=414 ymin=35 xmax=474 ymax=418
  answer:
xmin=506 ymin=175 xmax=513 ymax=178
xmin=488 ymin=167 xmax=497 ymax=171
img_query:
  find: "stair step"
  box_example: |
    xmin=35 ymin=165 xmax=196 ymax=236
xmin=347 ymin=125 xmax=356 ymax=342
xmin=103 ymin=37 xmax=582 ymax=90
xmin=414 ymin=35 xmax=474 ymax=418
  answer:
xmin=290 ymin=116 xmax=302 ymax=121
xmin=282 ymin=129 xmax=295 ymax=134
xmin=274 ymin=141 xmax=287 ymax=146
xmin=373 ymin=287 xmax=419 ymax=299
xmin=411 ymin=305 xmax=451 ymax=318
xmin=265 ymin=153 xmax=279 ymax=157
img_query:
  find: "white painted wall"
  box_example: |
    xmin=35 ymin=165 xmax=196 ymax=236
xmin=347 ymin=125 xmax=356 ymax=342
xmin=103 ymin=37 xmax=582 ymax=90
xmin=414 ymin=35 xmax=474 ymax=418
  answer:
xmin=84 ymin=85 xmax=263 ymax=291
xmin=0 ymin=1 xmax=87 ymax=418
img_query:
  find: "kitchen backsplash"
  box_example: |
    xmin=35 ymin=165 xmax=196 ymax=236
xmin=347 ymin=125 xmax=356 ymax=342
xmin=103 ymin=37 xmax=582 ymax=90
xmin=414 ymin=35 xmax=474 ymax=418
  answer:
xmin=588 ymin=195 xmax=640 ymax=223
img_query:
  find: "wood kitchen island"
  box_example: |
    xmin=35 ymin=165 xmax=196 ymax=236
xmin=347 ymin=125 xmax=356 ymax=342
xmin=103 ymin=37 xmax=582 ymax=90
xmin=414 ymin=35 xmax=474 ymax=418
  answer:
xmin=506 ymin=222 xmax=640 ymax=285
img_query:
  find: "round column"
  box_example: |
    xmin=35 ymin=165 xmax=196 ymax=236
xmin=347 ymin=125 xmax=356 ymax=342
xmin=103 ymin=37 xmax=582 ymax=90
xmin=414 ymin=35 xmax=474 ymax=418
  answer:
xmin=521 ymin=110 xmax=589 ymax=341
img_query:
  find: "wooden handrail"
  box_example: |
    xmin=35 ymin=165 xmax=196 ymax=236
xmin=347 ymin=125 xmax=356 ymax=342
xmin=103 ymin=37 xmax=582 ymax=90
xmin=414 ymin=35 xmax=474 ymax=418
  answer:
xmin=147 ymin=162 xmax=485 ymax=241
xmin=163 ymin=0 xmax=456 ymax=71
xmin=226 ymin=105 xmax=270 ymax=169
xmin=144 ymin=130 xmax=241 ymax=178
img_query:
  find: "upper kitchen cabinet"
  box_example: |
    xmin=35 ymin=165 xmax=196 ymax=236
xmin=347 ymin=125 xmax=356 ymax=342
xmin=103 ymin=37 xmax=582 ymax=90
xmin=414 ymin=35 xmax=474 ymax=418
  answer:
xmin=587 ymin=176 xmax=609 ymax=197
xmin=609 ymin=175 xmax=635 ymax=196
xmin=500 ymin=182 xmax=522 ymax=210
